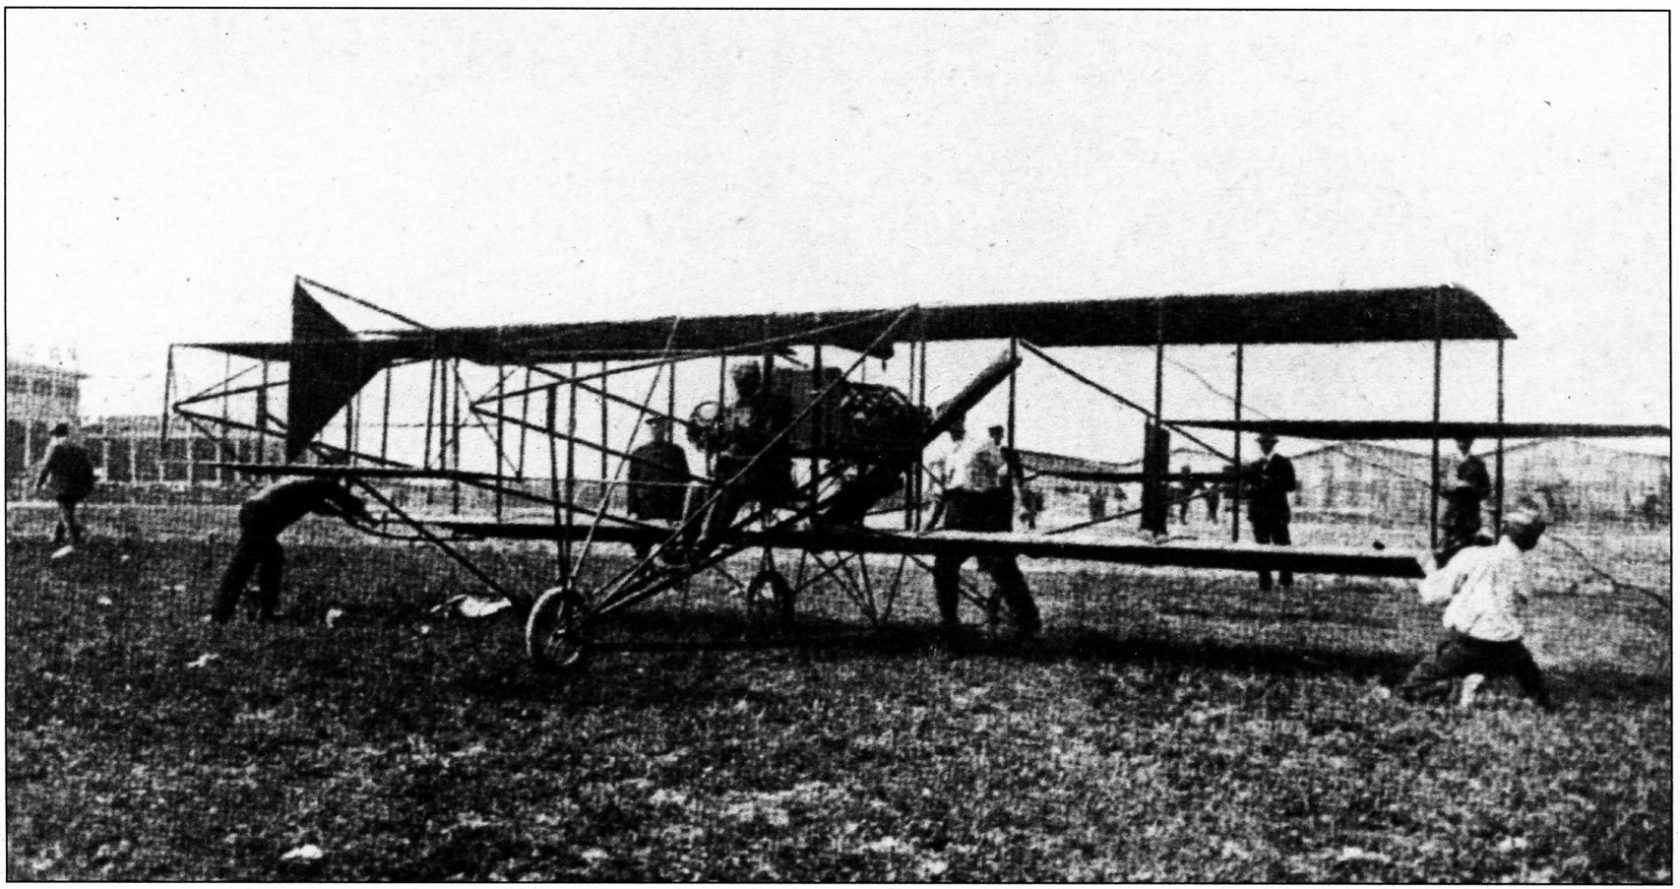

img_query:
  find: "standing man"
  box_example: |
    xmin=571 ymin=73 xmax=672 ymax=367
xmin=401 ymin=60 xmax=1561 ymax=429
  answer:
xmin=1437 ymin=436 xmax=1492 ymax=567
xmin=987 ymin=423 xmax=1038 ymax=530
xmin=212 ymin=476 xmax=371 ymax=623
xmin=1398 ymin=503 xmax=1554 ymax=711
xmin=35 ymin=422 xmax=96 ymax=553
xmin=927 ymin=413 xmax=1041 ymax=645
xmin=626 ymin=416 xmax=691 ymax=560
xmin=1245 ymin=432 xmax=1297 ymax=591
xmin=1176 ymin=465 xmax=1204 ymax=524
xmin=1018 ymin=486 xmax=1043 ymax=530
xmin=1086 ymin=488 xmax=1106 ymax=522
xmin=1640 ymin=490 xmax=1663 ymax=529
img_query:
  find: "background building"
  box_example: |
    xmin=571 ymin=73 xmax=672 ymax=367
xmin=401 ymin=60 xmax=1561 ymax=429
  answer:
xmin=78 ymin=415 xmax=282 ymax=487
xmin=6 ymin=357 xmax=85 ymax=490
xmin=1289 ymin=438 xmax=1669 ymax=527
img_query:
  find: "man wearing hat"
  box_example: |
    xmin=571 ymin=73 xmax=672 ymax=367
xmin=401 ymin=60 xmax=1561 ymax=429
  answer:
xmin=34 ymin=422 xmax=96 ymax=552
xmin=1399 ymin=501 xmax=1555 ymax=711
xmin=985 ymin=423 xmax=1031 ymax=530
xmin=1244 ymin=432 xmax=1297 ymax=590
xmin=626 ymin=415 xmax=692 ymax=560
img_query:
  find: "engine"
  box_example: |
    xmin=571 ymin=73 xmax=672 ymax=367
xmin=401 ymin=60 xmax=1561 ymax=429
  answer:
xmin=687 ymin=367 xmax=930 ymax=461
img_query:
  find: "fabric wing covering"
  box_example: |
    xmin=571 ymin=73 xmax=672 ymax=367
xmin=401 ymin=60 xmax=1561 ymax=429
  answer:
xmin=179 ymin=280 xmax=1518 ymax=460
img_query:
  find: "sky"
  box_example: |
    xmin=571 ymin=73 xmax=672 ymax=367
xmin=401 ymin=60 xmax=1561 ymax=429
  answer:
xmin=5 ymin=10 xmax=1670 ymax=463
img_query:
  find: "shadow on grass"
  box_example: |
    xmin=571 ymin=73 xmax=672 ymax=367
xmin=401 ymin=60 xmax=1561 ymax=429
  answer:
xmin=454 ymin=604 xmax=1670 ymax=712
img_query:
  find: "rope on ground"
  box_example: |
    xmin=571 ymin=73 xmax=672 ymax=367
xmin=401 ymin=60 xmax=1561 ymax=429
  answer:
xmin=1548 ymin=533 xmax=1670 ymax=611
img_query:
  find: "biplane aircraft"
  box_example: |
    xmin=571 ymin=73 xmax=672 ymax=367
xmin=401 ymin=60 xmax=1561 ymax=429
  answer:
xmin=164 ymin=278 xmax=1668 ymax=672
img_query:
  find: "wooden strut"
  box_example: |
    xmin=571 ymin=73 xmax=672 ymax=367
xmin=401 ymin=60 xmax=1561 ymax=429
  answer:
xmin=1015 ymin=340 xmax=1233 ymax=462
xmin=451 ymin=358 xmax=462 ymax=513
xmin=495 ymin=369 xmax=505 ymax=520
xmin=1233 ymin=342 xmax=1244 ymax=543
xmin=450 ymin=365 xmax=521 ymax=477
xmin=423 ymin=357 xmax=438 ymax=470
xmin=381 ymin=365 xmax=392 ymax=463
xmin=160 ymin=346 xmax=176 ymax=447
xmin=517 ymin=367 xmax=531 ymax=479
xmin=804 ymin=550 xmax=883 ymax=625
xmin=257 ymin=360 xmax=271 ymax=465
xmin=1495 ymin=339 xmax=1505 ymax=536
xmin=569 ymin=318 xmax=684 ymax=580
xmin=588 ymin=458 xmax=862 ymax=618
xmin=220 ymin=352 xmax=233 ymax=484
xmin=189 ymin=426 xmax=676 ymax=534
xmin=347 ymin=478 xmax=510 ymax=600
xmin=915 ymin=335 xmax=927 ymax=531
xmin=554 ymin=384 xmax=574 ymax=578
xmin=588 ymin=309 xmax=918 ymax=617
xmin=480 ymin=406 xmax=709 ymax=485
xmin=1043 ymin=486 xmax=1213 ymax=537
xmin=171 ymin=359 xmax=263 ymax=405
xmin=1430 ymin=289 xmax=1442 ymax=551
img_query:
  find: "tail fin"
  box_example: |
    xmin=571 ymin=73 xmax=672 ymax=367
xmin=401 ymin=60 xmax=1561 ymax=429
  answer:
xmin=286 ymin=281 xmax=387 ymax=460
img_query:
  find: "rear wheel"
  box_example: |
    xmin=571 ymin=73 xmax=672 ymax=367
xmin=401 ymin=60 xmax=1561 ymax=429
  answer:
xmin=525 ymin=586 xmax=590 ymax=673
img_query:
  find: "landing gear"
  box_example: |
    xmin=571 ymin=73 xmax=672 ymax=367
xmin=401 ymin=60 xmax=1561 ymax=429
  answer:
xmin=747 ymin=567 xmax=797 ymax=624
xmin=525 ymin=585 xmax=590 ymax=673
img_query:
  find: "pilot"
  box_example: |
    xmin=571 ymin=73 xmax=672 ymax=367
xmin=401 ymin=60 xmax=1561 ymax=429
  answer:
xmin=927 ymin=411 xmax=1040 ymax=646
xmin=1436 ymin=436 xmax=1492 ymax=567
xmin=1245 ymin=432 xmax=1297 ymax=591
xmin=626 ymin=416 xmax=691 ymax=560
xmin=688 ymin=362 xmax=796 ymax=558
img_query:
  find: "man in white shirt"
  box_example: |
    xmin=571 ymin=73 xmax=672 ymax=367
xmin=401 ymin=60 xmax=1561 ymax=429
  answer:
xmin=1398 ymin=504 xmax=1554 ymax=711
xmin=927 ymin=414 xmax=1040 ymax=645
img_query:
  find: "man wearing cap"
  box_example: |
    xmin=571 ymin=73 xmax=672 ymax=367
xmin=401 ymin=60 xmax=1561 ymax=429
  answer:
xmin=689 ymin=362 xmax=796 ymax=557
xmin=1176 ymin=465 xmax=1204 ymax=525
xmin=986 ymin=423 xmax=1029 ymax=530
xmin=212 ymin=476 xmax=371 ymax=623
xmin=1244 ymin=432 xmax=1297 ymax=590
xmin=1399 ymin=502 xmax=1555 ymax=711
xmin=1436 ymin=436 xmax=1493 ymax=567
xmin=34 ymin=422 xmax=96 ymax=551
xmin=626 ymin=416 xmax=691 ymax=560
xmin=927 ymin=413 xmax=1041 ymax=645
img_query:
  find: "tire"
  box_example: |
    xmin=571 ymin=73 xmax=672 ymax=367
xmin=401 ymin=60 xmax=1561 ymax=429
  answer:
xmin=525 ymin=585 xmax=590 ymax=674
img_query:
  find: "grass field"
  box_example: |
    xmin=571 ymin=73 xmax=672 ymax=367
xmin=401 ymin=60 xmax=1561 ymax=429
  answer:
xmin=4 ymin=508 xmax=1672 ymax=881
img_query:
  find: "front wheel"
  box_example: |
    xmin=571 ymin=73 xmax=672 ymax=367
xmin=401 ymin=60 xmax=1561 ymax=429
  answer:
xmin=525 ymin=586 xmax=590 ymax=673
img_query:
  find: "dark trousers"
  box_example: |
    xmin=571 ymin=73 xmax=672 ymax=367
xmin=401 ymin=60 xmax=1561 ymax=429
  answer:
xmin=1436 ymin=502 xmax=1484 ymax=568
xmin=630 ymin=520 xmax=678 ymax=561
xmin=933 ymin=553 xmax=1040 ymax=634
xmin=689 ymin=457 xmax=793 ymax=556
xmin=1251 ymin=516 xmax=1293 ymax=590
xmin=213 ymin=505 xmax=286 ymax=622
xmin=53 ymin=495 xmax=84 ymax=547
xmin=1400 ymin=630 xmax=1551 ymax=708
xmin=934 ymin=490 xmax=1041 ymax=635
